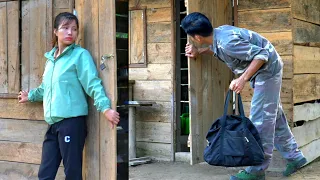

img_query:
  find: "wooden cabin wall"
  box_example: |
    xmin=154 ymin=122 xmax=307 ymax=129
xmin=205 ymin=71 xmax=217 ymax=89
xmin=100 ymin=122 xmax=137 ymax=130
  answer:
xmin=128 ymin=0 xmax=173 ymax=161
xmin=237 ymin=0 xmax=293 ymax=122
xmin=0 ymin=0 xmax=72 ymax=178
xmin=291 ymin=0 xmax=320 ymax=163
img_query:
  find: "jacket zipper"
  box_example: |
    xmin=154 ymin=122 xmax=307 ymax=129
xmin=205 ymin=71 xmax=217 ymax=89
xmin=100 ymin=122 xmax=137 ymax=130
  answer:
xmin=50 ymin=61 xmax=55 ymax=123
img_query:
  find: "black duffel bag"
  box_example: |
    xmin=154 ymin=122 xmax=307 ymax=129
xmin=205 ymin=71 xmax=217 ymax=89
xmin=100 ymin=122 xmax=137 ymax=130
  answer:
xmin=204 ymin=90 xmax=265 ymax=167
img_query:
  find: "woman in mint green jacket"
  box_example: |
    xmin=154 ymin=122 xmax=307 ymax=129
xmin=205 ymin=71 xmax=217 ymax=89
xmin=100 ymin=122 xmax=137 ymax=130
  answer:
xmin=18 ymin=12 xmax=119 ymax=180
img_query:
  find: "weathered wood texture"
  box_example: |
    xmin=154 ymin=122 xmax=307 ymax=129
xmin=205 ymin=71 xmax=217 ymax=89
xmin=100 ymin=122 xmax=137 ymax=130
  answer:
xmin=238 ymin=0 xmax=290 ymax=11
xmin=21 ymin=0 xmax=52 ymax=91
xmin=0 ymin=1 xmax=20 ymax=94
xmin=129 ymin=0 xmax=170 ymax=9
xmin=133 ymin=80 xmax=172 ymax=101
xmin=238 ymin=8 xmax=291 ymax=33
xmin=292 ymin=0 xmax=320 ymax=25
xmin=136 ymin=101 xmax=172 ymax=123
xmin=293 ymin=74 xmax=320 ymax=104
xmin=294 ymin=103 xmax=320 ymax=122
xmin=129 ymin=9 xmax=146 ymax=65
xmin=147 ymin=43 xmax=172 ymax=64
xmin=187 ymin=0 xmax=233 ymax=165
xmin=136 ymin=121 xmax=171 ymax=143
xmin=260 ymin=32 xmax=292 ymax=56
xmin=0 ymin=118 xmax=46 ymax=143
xmin=129 ymin=64 xmax=172 ymax=80
xmin=136 ymin=142 xmax=171 ymax=161
xmin=293 ymin=118 xmax=320 ymax=147
xmin=292 ymin=19 xmax=320 ymax=46
xmin=76 ymin=0 xmax=118 ymax=179
xmin=0 ymin=161 xmax=65 ymax=180
xmin=299 ymin=138 xmax=320 ymax=164
xmin=53 ymin=0 xmax=73 ymax=18
xmin=294 ymin=46 xmax=320 ymax=74
xmin=0 ymin=99 xmax=44 ymax=120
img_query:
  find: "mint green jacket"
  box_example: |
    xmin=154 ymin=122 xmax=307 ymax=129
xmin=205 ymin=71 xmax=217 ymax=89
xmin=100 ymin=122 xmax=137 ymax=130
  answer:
xmin=28 ymin=44 xmax=111 ymax=124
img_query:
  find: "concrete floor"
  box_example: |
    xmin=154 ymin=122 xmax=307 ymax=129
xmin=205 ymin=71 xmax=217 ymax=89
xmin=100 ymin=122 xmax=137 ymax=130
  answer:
xmin=129 ymin=160 xmax=320 ymax=180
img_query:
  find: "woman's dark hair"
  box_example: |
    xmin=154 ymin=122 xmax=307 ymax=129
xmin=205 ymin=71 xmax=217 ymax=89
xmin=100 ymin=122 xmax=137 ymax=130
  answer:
xmin=181 ymin=12 xmax=213 ymax=37
xmin=52 ymin=12 xmax=79 ymax=47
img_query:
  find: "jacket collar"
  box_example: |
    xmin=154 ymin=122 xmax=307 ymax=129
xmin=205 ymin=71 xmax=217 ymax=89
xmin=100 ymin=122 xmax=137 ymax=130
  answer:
xmin=45 ymin=43 xmax=78 ymax=62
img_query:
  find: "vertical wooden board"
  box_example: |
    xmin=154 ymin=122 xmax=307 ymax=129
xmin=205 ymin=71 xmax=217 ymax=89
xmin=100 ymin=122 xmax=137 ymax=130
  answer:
xmin=292 ymin=0 xmax=320 ymax=25
xmin=129 ymin=9 xmax=145 ymax=64
xmin=292 ymin=19 xmax=320 ymax=45
xmin=99 ymin=0 xmax=117 ymax=179
xmin=238 ymin=8 xmax=291 ymax=33
xmin=7 ymin=1 xmax=20 ymax=93
xmin=29 ymin=0 xmax=47 ymax=89
xmin=187 ymin=0 xmax=233 ymax=165
xmin=75 ymin=0 xmax=100 ymax=179
xmin=46 ymin=0 xmax=53 ymax=52
xmin=21 ymin=1 xmax=30 ymax=90
xmin=238 ymin=0 xmax=291 ymax=11
xmin=0 ymin=2 xmax=8 ymax=93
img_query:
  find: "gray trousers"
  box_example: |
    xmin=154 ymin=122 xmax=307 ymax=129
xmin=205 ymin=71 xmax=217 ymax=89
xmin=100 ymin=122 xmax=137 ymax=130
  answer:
xmin=246 ymin=70 xmax=304 ymax=173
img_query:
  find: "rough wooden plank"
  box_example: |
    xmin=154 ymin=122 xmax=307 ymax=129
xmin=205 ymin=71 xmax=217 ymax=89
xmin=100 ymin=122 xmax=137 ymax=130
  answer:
xmin=21 ymin=1 xmax=30 ymax=91
xmin=129 ymin=0 xmax=170 ymax=9
xmin=238 ymin=0 xmax=290 ymax=11
xmin=136 ymin=101 xmax=171 ymax=123
xmin=53 ymin=0 xmax=70 ymax=9
xmin=147 ymin=7 xmax=171 ymax=22
xmin=129 ymin=64 xmax=172 ymax=80
xmin=292 ymin=0 xmax=320 ymax=25
xmin=29 ymin=0 xmax=47 ymax=89
xmin=0 ymin=161 xmax=65 ymax=180
xmin=147 ymin=22 xmax=171 ymax=43
xmin=53 ymin=8 xmax=71 ymax=20
xmin=292 ymin=19 xmax=320 ymax=45
xmin=136 ymin=121 xmax=171 ymax=143
xmin=293 ymin=46 xmax=320 ymax=74
xmin=147 ymin=43 xmax=172 ymax=64
xmin=46 ymin=0 xmax=53 ymax=52
xmin=0 ymin=118 xmax=47 ymax=143
xmin=136 ymin=142 xmax=171 ymax=161
xmin=294 ymin=103 xmax=320 ymax=122
xmin=282 ymin=55 xmax=293 ymax=79
xmin=0 ymin=141 xmax=42 ymax=164
xmin=242 ymin=79 xmax=292 ymax=103
xmin=293 ymin=118 xmax=320 ymax=147
xmin=133 ymin=81 xmax=172 ymax=101
xmin=7 ymin=1 xmax=20 ymax=93
xmin=75 ymin=0 xmax=100 ymax=179
xmin=243 ymin=102 xmax=293 ymax=122
xmin=299 ymin=138 xmax=320 ymax=165
xmin=99 ymin=0 xmax=117 ymax=178
xmin=260 ymin=32 xmax=292 ymax=56
xmin=0 ymin=2 xmax=8 ymax=93
xmin=0 ymin=99 xmax=44 ymax=120
xmin=238 ymin=8 xmax=291 ymax=33
xmin=293 ymin=74 xmax=320 ymax=103
xmin=129 ymin=9 xmax=146 ymax=65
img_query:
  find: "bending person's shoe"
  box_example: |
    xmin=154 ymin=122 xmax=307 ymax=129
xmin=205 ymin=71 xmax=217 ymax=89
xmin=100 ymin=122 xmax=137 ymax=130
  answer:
xmin=230 ymin=170 xmax=265 ymax=180
xmin=283 ymin=157 xmax=307 ymax=177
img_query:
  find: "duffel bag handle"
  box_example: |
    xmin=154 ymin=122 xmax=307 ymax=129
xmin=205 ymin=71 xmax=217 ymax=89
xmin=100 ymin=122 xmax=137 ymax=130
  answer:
xmin=223 ymin=90 xmax=245 ymax=117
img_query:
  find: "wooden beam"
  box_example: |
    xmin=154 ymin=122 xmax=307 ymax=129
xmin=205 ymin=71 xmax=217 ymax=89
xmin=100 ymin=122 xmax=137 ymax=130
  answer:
xmin=0 ymin=118 xmax=46 ymax=143
xmin=238 ymin=8 xmax=291 ymax=33
xmin=293 ymin=74 xmax=320 ymax=104
xmin=0 ymin=98 xmax=44 ymax=120
xmin=293 ymin=46 xmax=320 ymax=74
xmin=0 ymin=141 xmax=42 ymax=164
xmin=294 ymin=103 xmax=320 ymax=122
xmin=99 ymin=0 xmax=117 ymax=178
xmin=0 ymin=161 xmax=65 ymax=180
xmin=292 ymin=19 xmax=320 ymax=46
xmin=238 ymin=0 xmax=290 ymax=11
xmin=136 ymin=121 xmax=171 ymax=143
xmin=292 ymin=0 xmax=320 ymax=25
xmin=293 ymin=118 xmax=320 ymax=147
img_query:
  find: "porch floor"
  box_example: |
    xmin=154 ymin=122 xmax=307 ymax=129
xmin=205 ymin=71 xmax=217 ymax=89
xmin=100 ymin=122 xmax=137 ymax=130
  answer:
xmin=129 ymin=159 xmax=320 ymax=180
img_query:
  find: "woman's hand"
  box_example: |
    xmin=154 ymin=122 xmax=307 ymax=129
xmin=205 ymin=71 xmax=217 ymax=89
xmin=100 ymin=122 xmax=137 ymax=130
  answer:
xmin=18 ymin=90 xmax=29 ymax=103
xmin=185 ymin=43 xmax=199 ymax=58
xmin=229 ymin=77 xmax=247 ymax=94
xmin=103 ymin=109 xmax=120 ymax=129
